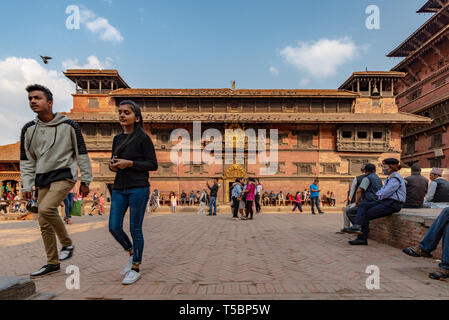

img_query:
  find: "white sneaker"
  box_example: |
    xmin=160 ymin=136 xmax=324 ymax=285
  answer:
xmin=122 ymin=270 xmax=141 ymax=285
xmin=120 ymin=255 xmax=133 ymax=275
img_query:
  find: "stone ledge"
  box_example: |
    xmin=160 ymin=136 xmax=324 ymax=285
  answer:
xmin=0 ymin=276 xmax=36 ymax=300
xmin=370 ymin=208 xmax=444 ymax=258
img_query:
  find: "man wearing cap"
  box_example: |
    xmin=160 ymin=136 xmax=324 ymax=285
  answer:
xmin=403 ymin=163 xmax=428 ymax=209
xmin=347 ymin=158 xmax=406 ymax=245
xmin=423 ymin=168 xmax=449 ymax=209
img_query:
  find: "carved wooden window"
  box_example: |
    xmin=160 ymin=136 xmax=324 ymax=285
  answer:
xmin=357 ymin=131 xmax=368 ymax=139
xmin=431 ymin=133 xmax=443 ymax=148
xmin=322 ymin=163 xmax=338 ymax=174
xmin=100 ymin=124 xmax=112 ymax=137
xmin=88 ymin=98 xmax=99 ymax=109
xmin=430 ymin=157 xmax=442 ymax=168
xmin=432 ymin=77 xmax=446 ymax=89
xmin=338 ymin=100 xmax=352 ymax=113
xmin=406 ymin=139 xmax=416 ymax=155
xmin=294 ymin=163 xmax=314 ymax=175
xmin=297 ymin=133 xmax=313 ymax=147
xmin=407 ymin=89 xmax=422 ymax=103
xmin=349 ymin=160 xmax=370 ymax=175
xmin=83 ymin=123 xmax=97 ymax=137
xmin=373 ymin=131 xmax=383 ymax=139
xmin=337 ymin=125 xmax=390 ymax=152
xmin=342 ymin=131 xmax=352 ymax=139
xmin=264 ymin=162 xmax=285 ymax=175
xmin=157 ymin=163 xmax=174 ymax=176
xmin=278 ymin=134 xmax=289 ymax=146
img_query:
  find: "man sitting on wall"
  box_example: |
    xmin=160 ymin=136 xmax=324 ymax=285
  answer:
xmin=423 ymin=168 xmax=449 ymax=208
xmin=402 ymin=206 xmax=449 ymax=280
xmin=403 ymin=163 xmax=428 ymax=209
xmin=347 ymin=158 xmax=406 ymax=245
xmin=339 ymin=163 xmax=367 ymax=233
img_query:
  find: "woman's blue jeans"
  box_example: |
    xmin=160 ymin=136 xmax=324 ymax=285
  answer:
xmin=109 ymin=187 xmax=150 ymax=265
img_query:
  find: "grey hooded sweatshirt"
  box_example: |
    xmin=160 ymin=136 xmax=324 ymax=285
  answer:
xmin=20 ymin=113 xmax=93 ymax=192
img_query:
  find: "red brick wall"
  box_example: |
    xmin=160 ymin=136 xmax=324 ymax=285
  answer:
xmin=370 ymin=214 xmax=442 ymax=259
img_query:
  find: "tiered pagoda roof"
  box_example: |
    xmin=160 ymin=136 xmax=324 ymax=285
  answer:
xmin=417 ymin=0 xmax=449 ymax=13
xmin=0 ymin=143 xmax=20 ymax=162
xmin=387 ymin=2 xmax=449 ymax=58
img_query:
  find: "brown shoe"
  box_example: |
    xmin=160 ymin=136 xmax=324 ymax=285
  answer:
xmin=402 ymin=245 xmax=432 ymax=258
xmin=429 ymin=268 xmax=449 ymax=280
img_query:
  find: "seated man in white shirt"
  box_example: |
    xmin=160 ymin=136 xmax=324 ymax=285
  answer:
xmin=423 ymin=168 xmax=449 ymax=209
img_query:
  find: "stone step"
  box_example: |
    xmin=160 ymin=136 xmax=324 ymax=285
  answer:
xmin=0 ymin=276 xmax=36 ymax=300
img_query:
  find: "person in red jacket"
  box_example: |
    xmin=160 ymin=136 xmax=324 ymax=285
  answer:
xmin=292 ymin=192 xmax=303 ymax=213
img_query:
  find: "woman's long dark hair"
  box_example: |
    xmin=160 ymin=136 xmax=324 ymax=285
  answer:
xmin=113 ymin=100 xmax=147 ymax=157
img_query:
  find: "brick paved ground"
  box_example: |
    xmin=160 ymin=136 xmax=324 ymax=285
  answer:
xmin=1 ymin=211 xmax=449 ymax=300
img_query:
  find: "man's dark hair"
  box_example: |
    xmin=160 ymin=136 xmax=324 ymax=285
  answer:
xmin=26 ymin=84 xmax=53 ymax=102
xmin=314 ymin=179 xmax=319 ymax=183
xmin=411 ymin=163 xmax=421 ymax=173
xmin=364 ymin=163 xmax=376 ymax=173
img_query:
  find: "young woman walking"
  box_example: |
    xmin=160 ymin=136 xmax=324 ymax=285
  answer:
xmin=292 ymin=192 xmax=303 ymax=213
xmin=108 ymin=100 xmax=158 ymax=285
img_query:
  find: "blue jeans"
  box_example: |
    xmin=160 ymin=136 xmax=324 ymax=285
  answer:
xmin=63 ymin=193 xmax=74 ymax=219
xmin=311 ymin=197 xmax=322 ymax=214
xmin=420 ymin=207 xmax=449 ymax=270
xmin=292 ymin=202 xmax=303 ymax=212
xmin=109 ymin=187 xmax=150 ymax=265
xmin=209 ymin=196 xmax=217 ymax=215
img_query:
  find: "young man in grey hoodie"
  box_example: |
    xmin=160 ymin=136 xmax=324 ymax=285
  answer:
xmin=21 ymin=84 xmax=93 ymax=278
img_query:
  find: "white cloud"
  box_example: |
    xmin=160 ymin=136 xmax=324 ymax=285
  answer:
xmin=0 ymin=57 xmax=73 ymax=145
xmin=62 ymin=55 xmax=113 ymax=70
xmin=280 ymin=37 xmax=358 ymax=79
xmin=269 ymin=66 xmax=279 ymax=76
xmin=80 ymin=7 xmax=124 ymax=43
xmin=299 ymin=78 xmax=310 ymax=87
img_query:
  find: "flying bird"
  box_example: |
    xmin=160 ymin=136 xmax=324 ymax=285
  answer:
xmin=40 ymin=56 xmax=52 ymax=64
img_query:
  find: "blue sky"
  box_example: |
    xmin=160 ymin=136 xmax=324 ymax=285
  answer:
xmin=0 ymin=0 xmax=433 ymax=144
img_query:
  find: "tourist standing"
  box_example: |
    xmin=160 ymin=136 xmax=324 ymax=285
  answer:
xmin=108 ymin=100 xmax=158 ymax=285
xmin=189 ymin=191 xmax=195 ymax=206
xmin=243 ymin=178 xmax=256 ymax=220
xmin=310 ymin=179 xmax=324 ymax=214
xmin=197 ymin=188 xmax=208 ymax=215
xmin=21 ymin=84 xmax=92 ymax=278
xmin=207 ymin=178 xmax=220 ymax=216
xmin=231 ymin=178 xmax=243 ymax=220
xmin=255 ymin=179 xmax=262 ymax=213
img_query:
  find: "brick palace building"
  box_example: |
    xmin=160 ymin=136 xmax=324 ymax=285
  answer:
xmin=393 ymin=0 xmax=449 ymax=168
xmin=50 ymin=68 xmax=427 ymax=204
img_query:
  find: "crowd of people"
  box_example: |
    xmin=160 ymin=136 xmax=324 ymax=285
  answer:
xmin=338 ymin=159 xmax=449 ymax=280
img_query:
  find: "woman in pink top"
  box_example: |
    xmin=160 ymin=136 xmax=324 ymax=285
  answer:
xmin=292 ymin=192 xmax=303 ymax=213
xmin=243 ymin=178 xmax=256 ymax=220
